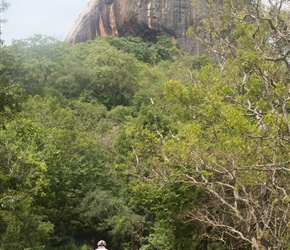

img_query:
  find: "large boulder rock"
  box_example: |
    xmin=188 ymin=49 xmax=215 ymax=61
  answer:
xmin=65 ymin=0 xmax=206 ymax=54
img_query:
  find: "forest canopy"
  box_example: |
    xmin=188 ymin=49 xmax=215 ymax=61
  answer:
xmin=1 ymin=0 xmax=290 ymax=249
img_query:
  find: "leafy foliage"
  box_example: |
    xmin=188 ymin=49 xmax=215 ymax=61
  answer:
xmin=1 ymin=1 xmax=290 ymax=249
xmin=0 ymin=46 xmax=25 ymax=127
xmin=106 ymin=35 xmax=180 ymax=64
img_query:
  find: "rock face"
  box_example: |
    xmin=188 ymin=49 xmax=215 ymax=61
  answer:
xmin=65 ymin=0 xmax=206 ymax=54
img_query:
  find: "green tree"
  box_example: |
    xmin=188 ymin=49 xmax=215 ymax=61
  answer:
xmin=84 ymin=39 xmax=142 ymax=109
xmin=0 ymin=116 xmax=54 ymax=249
xmin=18 ymin=90 xmax=111 ymax=247
xmin=46 ymin=39 xmax=145 ymax=109
xmin=112 ymin=1 xmax=290 ymax=249
xmin=143 ymin=0 xmax=290 ymax=248
xmin=0 ymin=46 xmax=25 ymax=127
xmin=10 ymin=35 xmax=66 ymax=95
xmin=105 ymin=36 xmax=152 ymax=63
xmin=1 ymin=87 xmax=112 ymax=248
xmin=105 ymin=35 xmax=181 ymax=64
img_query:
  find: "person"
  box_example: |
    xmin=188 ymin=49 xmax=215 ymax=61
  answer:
xmin=96 ymin=240 xmax=108 ymax=250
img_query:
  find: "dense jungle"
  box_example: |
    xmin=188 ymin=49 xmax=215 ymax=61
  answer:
xmin=1 ymin=0 xmax=290 ymax=249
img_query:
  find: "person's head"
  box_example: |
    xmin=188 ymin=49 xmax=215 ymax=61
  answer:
xmin=98 ymin=240 xmax=106 ymax=247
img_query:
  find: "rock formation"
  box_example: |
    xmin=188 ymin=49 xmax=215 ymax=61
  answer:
xmin=65 ymin=0 xmax=206 ymax=54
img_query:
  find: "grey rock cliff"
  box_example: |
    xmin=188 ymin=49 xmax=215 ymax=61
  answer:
xmin=65 ymin=0 xmax=206 ymax=54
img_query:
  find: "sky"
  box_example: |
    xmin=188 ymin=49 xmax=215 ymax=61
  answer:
xmin=1 ymin=0 xmax=88 ymax=45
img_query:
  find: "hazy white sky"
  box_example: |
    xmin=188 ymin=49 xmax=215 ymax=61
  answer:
xmin=2 ymin=0 xmax=88 ymax=45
